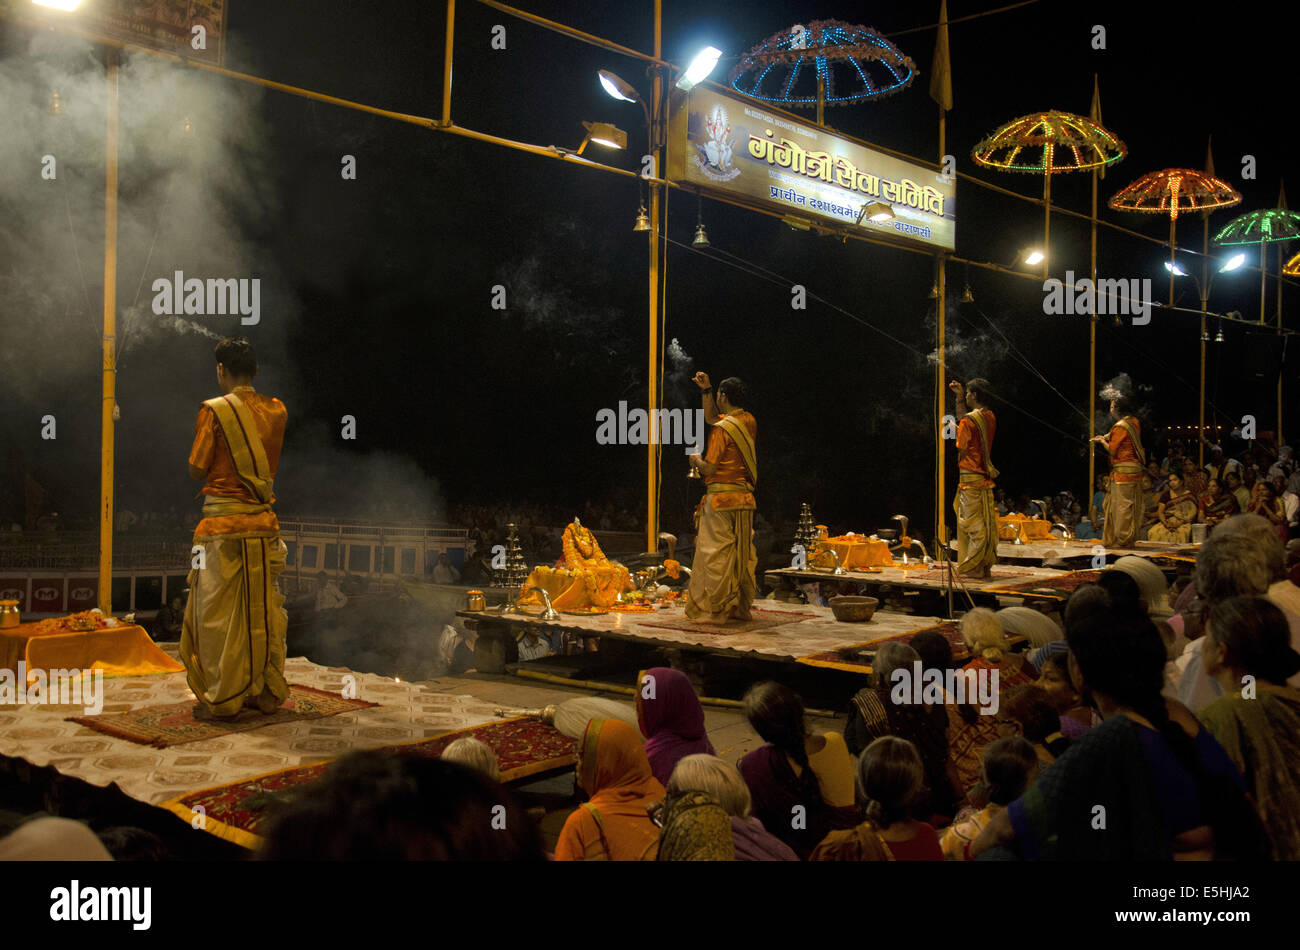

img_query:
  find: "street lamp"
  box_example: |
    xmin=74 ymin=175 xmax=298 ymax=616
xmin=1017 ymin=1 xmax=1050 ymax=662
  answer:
xmin=32 ymin=0 xmax=82 ymax=9
xmin=1162 ymin=252 xmax=1247 ymax=307
xmin=676 ymin=47 xmax=722 ymax=92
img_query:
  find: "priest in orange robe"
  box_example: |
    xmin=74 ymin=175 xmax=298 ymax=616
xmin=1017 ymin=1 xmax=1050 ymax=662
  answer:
xmin=686 ymin=373 xmax=758 ymax=622
xmin=181 ymin=338 xmax=290 ymax=720
xmin=1093 ymin=394 xmax=1145 ymax=548
xmin=951 ymin=378 xmax=999 ymax=578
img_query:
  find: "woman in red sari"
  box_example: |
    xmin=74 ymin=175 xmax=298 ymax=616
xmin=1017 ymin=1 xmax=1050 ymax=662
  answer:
xmin=1203 ymin=477 xmax=1238 ymax=530
xmin=555 ymin=718 xmax=664 ymax=860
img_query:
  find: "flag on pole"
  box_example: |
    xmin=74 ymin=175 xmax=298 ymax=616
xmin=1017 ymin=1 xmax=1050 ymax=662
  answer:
xmin=1090 ymin=74 xmax=1105 ymax=179
xmin=930 ymin=0 xmax=953 ymax=111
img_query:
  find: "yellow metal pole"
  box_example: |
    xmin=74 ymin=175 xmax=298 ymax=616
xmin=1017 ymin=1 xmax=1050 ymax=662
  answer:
xmin=1089 ymin=167 xmax=1097 ymax=501
xmin=646 ymin=0 xmax=661 ymax=553
xmin=1279 ymin=243 xmax=1285 ymax=445
xmin=441 ymin=0 xmax=455 ymax=127
xmin=1200 ymin=212 xmax=1208 ymax=467
xmin=1168 ymin=216 xmax=1176 ymax=308
xmin=936 ymin=104 xmax=946 ymax=557
xmin=1042 ymin=167 xmax=1051 ymax=280
xmin=99 ymin=50 xmax=119 ymax=613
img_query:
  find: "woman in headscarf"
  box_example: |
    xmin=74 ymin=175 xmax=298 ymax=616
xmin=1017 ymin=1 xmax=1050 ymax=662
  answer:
xmin=737 ymin=681 xmax=861 ymax=859
xmin=946 ymin=608 xmax=1036 ymax=796
xmin=844 ymin=641 xmax=958 ymax=821
xmin=1029 ymin=641 xmax=1094 ymax=739
xmin=1198 ymin=595 xmax=1300 ymax=860
xmin=810 ymin=736 xmax=944 ymax=861
xmin=971 ymin=600 xmax=1266 ymax=861
xmin=635 ymin=667 xmax=715 ymax=785
xmin=664 ymin=753 xmax=797 ymax=861
xmin=554 ymin=718 xmax=664 ymax=861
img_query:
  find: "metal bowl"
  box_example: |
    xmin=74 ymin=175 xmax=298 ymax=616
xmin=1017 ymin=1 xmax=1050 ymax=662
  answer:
xmin=874 ymin=529 xmax=899 ymax=541
xmin=829 ymin=595 xmax=879 ymax=622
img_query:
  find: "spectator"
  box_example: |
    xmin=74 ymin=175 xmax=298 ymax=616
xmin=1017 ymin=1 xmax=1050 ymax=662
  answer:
xmin=555 ymin=719 xmax=663 ymax=861
xmin=665 ymin=754 xmax=796 ymax=861
xmin=810 ymin=736 xmax=944 ymax=861
xmin=314 ymin=571 xmax=347 ymax=611
xmin=153 ymin=596 xmax=184 ymax=642
xmin=431 ymin=552 xmax=461 ymax=585
xmin=939 ymin=736 xmax=1039 ymax=860
xmin=441 ymin=737 xmax=500 ymax=782
xmin=257 ymin=750 xmax=544 ymax=860
xmin=635 ymin=667 xmax=715 ymax=786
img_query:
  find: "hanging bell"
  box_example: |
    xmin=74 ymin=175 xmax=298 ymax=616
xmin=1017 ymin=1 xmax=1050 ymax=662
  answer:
xmin=633 ymin=204 xmax=650 ymax=232
xmin=692 ymin=222 xmax=710 ymax=248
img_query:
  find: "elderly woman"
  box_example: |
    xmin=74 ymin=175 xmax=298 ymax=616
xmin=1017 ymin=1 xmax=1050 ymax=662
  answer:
xmin=810 ymin=736 xmax=944 ymax=861
xmin=635 ymin=667 xmax=715 ymax=785
xmin=844 ymin=641 xmax=958 ymax=820
xmin=555 ymin=718 xmax=664 ymax=861
xmin=996 ymin=605 xmax=1064 ymax=650
xmin=939 ymin=736 xmax=1039 ymax=860
xmin=1148 ymin=471 xmax=1200 ymax=543
xmin=946 ymin=608 xmax=1036 ymax=796
xmin=971 ymin=601 xmax=1265 ymax=860
xmin=1198 ymin=595 xmax=1300 ymax=860
xmin=1109 ymin=555 xmax=1173 ymax=618
xmin=738 ymin=681 xmax=861 ymax=859
xmin=665 ymin=754 xmax=797 ymax=861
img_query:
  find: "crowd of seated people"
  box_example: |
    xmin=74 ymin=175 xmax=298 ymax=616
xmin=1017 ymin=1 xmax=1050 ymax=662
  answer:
xmin=13 ymin=509 xmax=1296 ymax=863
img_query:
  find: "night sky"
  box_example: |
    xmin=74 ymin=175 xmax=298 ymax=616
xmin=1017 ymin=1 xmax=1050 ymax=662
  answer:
xmin=2 ymin=0 xmax=1298 ymax=545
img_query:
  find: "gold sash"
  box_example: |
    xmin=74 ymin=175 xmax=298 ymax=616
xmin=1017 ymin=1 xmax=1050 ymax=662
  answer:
xmin=967 ymin=409 xmax=999 ymax=480
xmin=714 ymin=414 xmax=757 ymax=487
xmin=203 ymin=393 xmax=275 ymax=504
xmin=706 ymin=482 xmax=750 ymax=494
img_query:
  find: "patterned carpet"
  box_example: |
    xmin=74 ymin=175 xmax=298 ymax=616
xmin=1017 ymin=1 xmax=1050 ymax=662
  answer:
xmin=638 ymin=606 xmax=822 ymax=636
xmin=67 ymin=685 xmax=379 ymax=748
xmin=163 ymin=717 xmax=577 ymax=849
xmin=983 ymin=570 xmax=1102 ymax=600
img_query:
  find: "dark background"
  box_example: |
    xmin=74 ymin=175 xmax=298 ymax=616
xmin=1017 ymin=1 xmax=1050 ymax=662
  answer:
xmin=2 ymin=0 xmax=1298 ymax=544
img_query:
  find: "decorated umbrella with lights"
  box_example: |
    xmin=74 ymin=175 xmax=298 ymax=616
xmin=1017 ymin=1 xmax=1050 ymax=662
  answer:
xmin=729 ymin=20 xmax=916 ymax=126
xmin=1214 ymin=207 xmax=1300 ymax=322
xmin=1285 ymin=249 xmax=1300 ymax=277
xmin=1109 ymin=168 xmax=1241 ymax=305
xmin=972 ymin=110 xmax=1127 ymax=276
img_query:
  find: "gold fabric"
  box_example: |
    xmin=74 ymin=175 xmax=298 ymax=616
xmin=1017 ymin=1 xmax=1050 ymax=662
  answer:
xmin=686 ymin=502 xmax=756 ymax=623
xmin=1102 ymin=478 xmax=1143 ymax=547
xmin=954 ymin=482 xmax=998 ymax=574
xmin=180 ymin=534 xmax=289 ymax=718
xmin=813 ymin=536 xmax=893 ymax=568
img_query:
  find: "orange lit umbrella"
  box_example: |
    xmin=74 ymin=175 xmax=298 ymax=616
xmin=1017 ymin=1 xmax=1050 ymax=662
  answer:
xmin=1109 ymin=168 xmax=1241 ymax=304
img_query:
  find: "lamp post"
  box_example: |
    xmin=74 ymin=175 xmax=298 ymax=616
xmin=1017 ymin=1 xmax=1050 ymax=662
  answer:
xmin=599 ymin=43 xmax=719 ymax=554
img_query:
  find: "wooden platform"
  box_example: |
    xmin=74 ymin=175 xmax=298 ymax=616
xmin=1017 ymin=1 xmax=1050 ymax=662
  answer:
xmin=948 ymin=538 xmax=1198 ymax=565
xmin=457 ymin=601 xmax=948 ymax=673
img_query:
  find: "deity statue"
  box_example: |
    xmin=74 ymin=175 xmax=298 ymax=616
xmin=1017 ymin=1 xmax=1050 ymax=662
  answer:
xmin=516 ymin=518 xmax=632 ymax=611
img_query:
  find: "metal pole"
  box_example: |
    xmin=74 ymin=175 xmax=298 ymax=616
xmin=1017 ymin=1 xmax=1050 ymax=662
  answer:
xmin=1279 ymin=243 xmax=1285 ymax=445
xmin=646 ymin=0 xmax=662 ymax=553
xmin=1200 ymin=213 xmax=1209 ymax=467
xmin=441 ymin=0 xmax=455 ymax=127
xmin=937 ymin=104 xmax=947 ymax=564
xmin=98 ymin=50 xmax=119 ymax=613
xmin=1042 ymin=166 xmax=1051 ymax=280
xmin=1089 ymin=167 xmax=1097 ymax=502
xmin=1168 ymin=215 xmax=1176 ymax=308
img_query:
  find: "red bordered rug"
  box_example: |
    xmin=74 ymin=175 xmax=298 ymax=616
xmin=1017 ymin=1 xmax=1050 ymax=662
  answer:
xmin=982 ymin=570 xmax=1102 ymax=599
xmin=67 ymin=684 xmax=379 ymax=748
xmin=162 ymin=717 xmax=576 ymax=849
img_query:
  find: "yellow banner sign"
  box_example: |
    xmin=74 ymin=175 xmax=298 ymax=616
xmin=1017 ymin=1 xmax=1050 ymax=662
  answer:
xmin=668 ymin=86 xmax=954 ymax=250
xmin=3 ymin=0 xmax=226 ymax=67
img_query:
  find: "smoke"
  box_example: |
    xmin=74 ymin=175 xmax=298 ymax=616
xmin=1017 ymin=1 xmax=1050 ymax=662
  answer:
xmin=665 ymin=337 xmax=696 ymax=404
